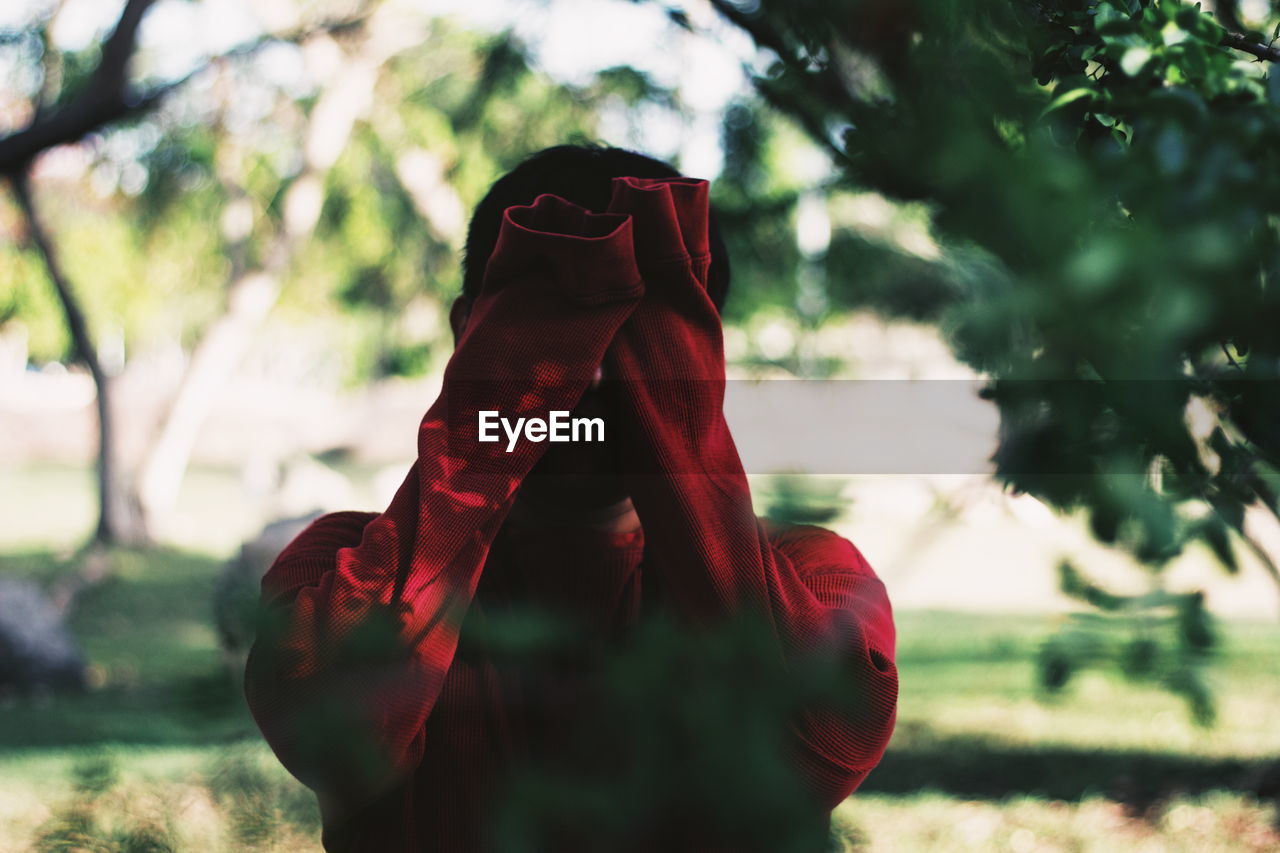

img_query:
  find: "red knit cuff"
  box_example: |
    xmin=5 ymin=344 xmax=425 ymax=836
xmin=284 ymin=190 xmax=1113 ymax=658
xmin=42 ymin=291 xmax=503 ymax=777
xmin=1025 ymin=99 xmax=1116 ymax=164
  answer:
xmin=607 ymin=176 xmax=711 ymax=264
xmin=259 ymin=511 xmax=377 ymax=603
xmin=481 ymin=193 xmax=644 ymax=305
xmin=260 ymin=551 xmax=337 ymax=603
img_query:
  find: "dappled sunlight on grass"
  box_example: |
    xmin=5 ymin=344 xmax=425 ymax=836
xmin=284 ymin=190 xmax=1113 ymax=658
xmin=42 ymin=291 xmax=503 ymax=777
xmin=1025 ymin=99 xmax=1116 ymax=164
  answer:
xmin=0 ymin=745 xmax=322 ymax=852
xmin=834 ymin=792 xmax=1278 ymax=852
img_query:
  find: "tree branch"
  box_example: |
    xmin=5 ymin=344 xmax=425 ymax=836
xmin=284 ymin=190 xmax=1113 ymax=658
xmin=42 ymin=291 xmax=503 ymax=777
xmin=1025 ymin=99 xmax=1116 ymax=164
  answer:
xmin=0 ymin=0 xmax=156 ymax=175
xmin=1221 ymin=31 xmax=1280 ymax=63
xmin=0 ymin=2 xmax=372 ymax=175
xmin=703 ymin=0 xmax=861 ymax=124
xmin=9 ymin=173 xmax=103 ymax=378
xmin=97 ymin=0 xmax=154 ymax=92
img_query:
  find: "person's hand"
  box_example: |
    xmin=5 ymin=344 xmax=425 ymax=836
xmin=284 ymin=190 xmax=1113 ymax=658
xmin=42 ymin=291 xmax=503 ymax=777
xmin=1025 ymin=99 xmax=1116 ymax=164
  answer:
xmin=605 ymin=176 xmax=712 ymax=294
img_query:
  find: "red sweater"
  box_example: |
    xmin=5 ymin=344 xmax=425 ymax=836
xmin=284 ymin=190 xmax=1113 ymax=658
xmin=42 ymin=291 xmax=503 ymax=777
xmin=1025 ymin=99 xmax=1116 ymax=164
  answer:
xmin=244 ymin=179 xmax=898 ymax=852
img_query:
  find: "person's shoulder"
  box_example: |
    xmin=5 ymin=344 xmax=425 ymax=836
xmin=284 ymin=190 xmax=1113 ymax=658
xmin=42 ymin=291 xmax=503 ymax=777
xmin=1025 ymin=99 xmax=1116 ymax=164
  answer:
xmin=759 ymin=518 xmax=876 ymax=578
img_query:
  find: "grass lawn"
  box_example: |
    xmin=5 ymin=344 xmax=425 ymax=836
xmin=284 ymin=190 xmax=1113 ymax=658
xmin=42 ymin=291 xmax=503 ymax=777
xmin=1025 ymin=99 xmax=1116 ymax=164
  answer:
xmin=0 ymin=540 xmax=1277 ymax=849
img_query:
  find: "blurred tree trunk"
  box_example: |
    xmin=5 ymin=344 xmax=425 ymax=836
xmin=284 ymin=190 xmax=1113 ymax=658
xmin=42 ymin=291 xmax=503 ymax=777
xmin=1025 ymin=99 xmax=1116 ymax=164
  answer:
xmin=0 ymin=0 xmax=158 ymax=548
xmin=10 ymin=173 xmax=147 ymax=547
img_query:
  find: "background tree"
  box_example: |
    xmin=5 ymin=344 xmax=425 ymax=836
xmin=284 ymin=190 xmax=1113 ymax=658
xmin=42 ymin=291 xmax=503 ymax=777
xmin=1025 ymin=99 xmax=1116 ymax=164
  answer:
xmin=1 ymin=0 xmax=376 ymax=547
xmin=1 ymin=0 xmax=687 ymax=551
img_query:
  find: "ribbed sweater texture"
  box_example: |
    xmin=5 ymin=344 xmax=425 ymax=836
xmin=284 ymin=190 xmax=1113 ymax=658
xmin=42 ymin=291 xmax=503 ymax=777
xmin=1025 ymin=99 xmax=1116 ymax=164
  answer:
xmin=244 ymin=179 xmax=898 ymax=852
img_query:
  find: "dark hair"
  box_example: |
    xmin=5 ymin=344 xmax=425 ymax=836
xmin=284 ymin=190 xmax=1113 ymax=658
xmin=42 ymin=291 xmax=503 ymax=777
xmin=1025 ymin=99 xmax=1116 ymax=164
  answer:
xmin=460 ymin=144 xmax=731 ymax=309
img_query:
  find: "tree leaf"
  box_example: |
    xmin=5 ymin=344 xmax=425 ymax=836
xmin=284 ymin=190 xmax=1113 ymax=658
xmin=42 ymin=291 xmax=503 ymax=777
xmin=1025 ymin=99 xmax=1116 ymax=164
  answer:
xmin=1121 ymin=45 xmax=1154 ymax=76
xmin=1041 ymin=87 xmax=1097 ymax=117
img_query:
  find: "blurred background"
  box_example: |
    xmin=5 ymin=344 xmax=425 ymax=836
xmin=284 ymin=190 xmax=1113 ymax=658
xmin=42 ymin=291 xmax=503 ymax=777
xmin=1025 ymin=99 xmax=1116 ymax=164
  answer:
xmin=2 ymin=0 xmax=1280 ymax=850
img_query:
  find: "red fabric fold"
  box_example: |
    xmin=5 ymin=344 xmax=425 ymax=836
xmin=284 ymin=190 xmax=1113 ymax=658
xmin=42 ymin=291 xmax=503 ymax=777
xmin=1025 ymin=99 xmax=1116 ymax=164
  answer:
xmin=480 ymin=193 xmax=643 ymax=305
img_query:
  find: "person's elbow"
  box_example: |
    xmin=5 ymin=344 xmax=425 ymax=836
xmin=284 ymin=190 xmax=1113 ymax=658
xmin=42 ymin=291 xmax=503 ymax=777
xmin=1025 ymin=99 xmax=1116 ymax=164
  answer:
xmin=788 ymin=627 xmax=899 ymax=810
xmin=243 ymin=628 xmax=429 ymax=808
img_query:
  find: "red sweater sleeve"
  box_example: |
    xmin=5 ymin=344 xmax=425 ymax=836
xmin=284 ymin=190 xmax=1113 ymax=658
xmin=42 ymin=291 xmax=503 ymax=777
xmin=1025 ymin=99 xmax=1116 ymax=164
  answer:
xmin=602 ymin=176 xmax=898 ymax=808
xmin=244 ymin=193 xmax=644 ymax=806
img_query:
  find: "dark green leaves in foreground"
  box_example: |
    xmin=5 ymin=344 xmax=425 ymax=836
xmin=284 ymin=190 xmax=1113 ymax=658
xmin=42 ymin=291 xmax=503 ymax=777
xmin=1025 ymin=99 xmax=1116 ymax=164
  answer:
xmin=712 ymin=0 xmax=1280 ymax=718
xmin=486 ymin=609 xmax=856 ymax=853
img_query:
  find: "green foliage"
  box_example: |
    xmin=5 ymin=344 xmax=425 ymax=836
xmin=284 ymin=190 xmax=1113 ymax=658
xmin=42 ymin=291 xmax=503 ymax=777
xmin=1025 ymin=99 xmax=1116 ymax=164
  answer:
xmin=715 ymin=0 xmax=1280 ymax=716
xmin=0 ymin=238 xmax=69 ymax=360
xmin=760 ymin=474 xmax=849 ymax=525
xmin=715 ymin=101 xmax=821 ymax=324
xmin=1038 ymin=561 xmax=1219 ymax=723
xmin=485 ymin=610 xmax=851 ymax=853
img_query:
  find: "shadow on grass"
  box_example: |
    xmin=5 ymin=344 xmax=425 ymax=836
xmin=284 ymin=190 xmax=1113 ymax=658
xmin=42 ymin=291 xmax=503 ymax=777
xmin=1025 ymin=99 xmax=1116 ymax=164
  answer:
xmin=864 ymin=731 xmax=1279 ymax=811
xmin=0 ymin=674 xmax=258 ymax=750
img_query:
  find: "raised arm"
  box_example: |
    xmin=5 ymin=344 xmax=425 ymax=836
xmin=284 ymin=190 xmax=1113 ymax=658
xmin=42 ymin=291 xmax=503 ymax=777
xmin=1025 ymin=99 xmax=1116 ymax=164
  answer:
xmin=602 ymin=176 xmax=898 ymax=807
xmin=244 ymin=194 xmax=645 ymax=806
